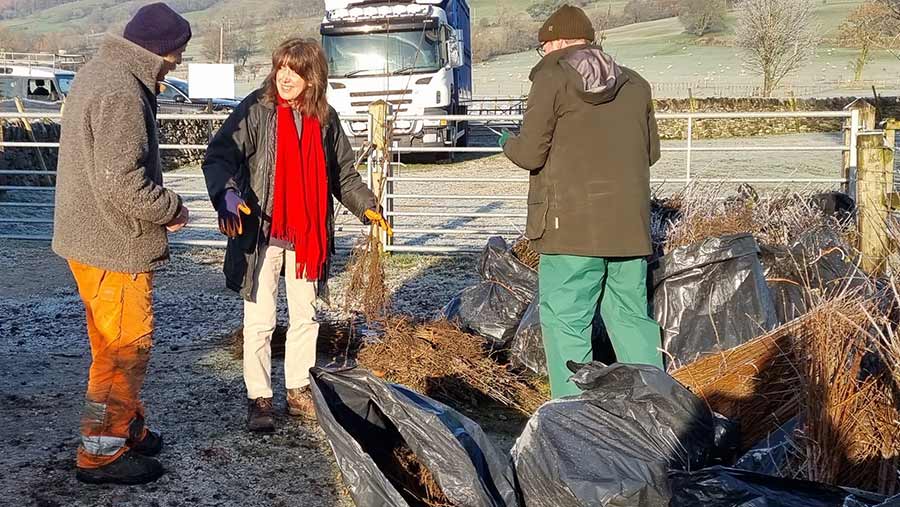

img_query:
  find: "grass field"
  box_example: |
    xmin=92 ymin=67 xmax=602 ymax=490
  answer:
xmin=475 ymin=0 xmax=898 ymax=97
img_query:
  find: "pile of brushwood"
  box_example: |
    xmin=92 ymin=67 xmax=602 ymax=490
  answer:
xmin=233 ymin=186 xmax=900 ymax=506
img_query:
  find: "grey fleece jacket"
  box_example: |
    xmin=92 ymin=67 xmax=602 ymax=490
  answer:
xmin=52 ymin=35 xmax=183 ymax=273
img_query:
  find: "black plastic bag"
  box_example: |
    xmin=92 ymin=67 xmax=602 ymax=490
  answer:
xmin=511 ymin=363 xmax=716 ymax=507
xmin=511 ymin=293 xmax=615 ymax=376
xmin=652 ymin=234 xmax=779 ymax=369
xmin=809 ymin=192 xmax=855 ymax=222
xmin=442 ymin=237 xmax=537 ymax=347
xmin=442 ymin=281 xmax=531 ymax=347
xmin=669 ymin=466 xmax=885 ymax=507
xmin=711 ymin=412 xmax=742 ymax=466
xmin=761 ymin=227 xmax=864 ymax=324
xmin=510 ymin=296 xmax=546 ymax=374
xmin=873 ymin=494 xmax=900 ymax=507
xmin=478 ymin=236 xmax=538 ymax=301
xmin=733 ymin=418 xmax=800 ymax=476
xmin=310 ymin=367 xmax=520 ymax=507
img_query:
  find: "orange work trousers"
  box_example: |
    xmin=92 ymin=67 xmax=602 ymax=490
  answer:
xmin=68 ymin=259 xmax=154 ymax=469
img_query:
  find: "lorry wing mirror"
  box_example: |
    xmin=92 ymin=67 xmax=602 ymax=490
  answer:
xmin=448 ymin=28 xmax=464 ymax=69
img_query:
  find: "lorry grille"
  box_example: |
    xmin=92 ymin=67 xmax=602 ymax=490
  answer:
xmin=349 ymin=89 xmax=413 ymax=97
xmin=350 ymin=98 xmax=413 ymax=107
xmin=354 ymin=108 xmax=409 ymax=114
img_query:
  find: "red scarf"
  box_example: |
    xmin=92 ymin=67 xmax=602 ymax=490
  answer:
xmin=270 ymin=99 xmax=328 ymax=281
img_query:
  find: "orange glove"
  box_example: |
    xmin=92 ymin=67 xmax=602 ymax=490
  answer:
xmin=219 ymin=190 xmax=252 ymax=238
xmin=364 ymin=208 xmax=393 ymax=237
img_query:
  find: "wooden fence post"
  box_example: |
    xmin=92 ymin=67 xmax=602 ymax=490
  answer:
xmin=843 ymin=99 xmax=877 ymax=196
xmin=856 ymin=131 xmax=894 ymax=275
xmin=368 ymin=100 xmax=391 ymax=252
xmin=13 ymin=97 xmax=49 ymax=173
xmin=884 ymin=118 xmax=898 ymax=152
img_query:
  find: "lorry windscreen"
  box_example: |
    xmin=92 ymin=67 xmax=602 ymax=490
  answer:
xmin=323 ymin=29 xmax=442 ymax=78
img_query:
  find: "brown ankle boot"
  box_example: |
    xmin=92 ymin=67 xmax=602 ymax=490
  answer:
xmin=247 ymin=397 xmax=275 ymax=433
xmin=286 ymin=387 xmax=316 ymax=421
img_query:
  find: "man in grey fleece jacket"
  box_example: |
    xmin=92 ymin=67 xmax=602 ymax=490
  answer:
xmin=52 ymin=2 xmax=191 ymax=486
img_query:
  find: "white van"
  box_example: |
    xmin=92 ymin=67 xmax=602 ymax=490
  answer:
xmin=0 ymin=65 xmax=75 ymax=103
xmin=0 ymin=52 xmax=83 ymax=105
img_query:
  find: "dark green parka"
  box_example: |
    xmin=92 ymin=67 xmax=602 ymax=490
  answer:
xmin=503 ymin=44 xmax=661 ymax=258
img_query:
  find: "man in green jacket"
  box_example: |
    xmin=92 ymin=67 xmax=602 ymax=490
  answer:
xmin=502 ymin=4 xmax=664 ymax=398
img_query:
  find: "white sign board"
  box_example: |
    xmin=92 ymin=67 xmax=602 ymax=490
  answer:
xmin=187 ymin=64 xmax=235 ymax=99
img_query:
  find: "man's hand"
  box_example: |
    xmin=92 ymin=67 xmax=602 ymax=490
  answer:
xmin=218 ymin=190 xmax=252 ymax=238
xmin=166 ymin=204 xmax=190 ymax=233
xmin=364 ymin=208 xmax=393 ymax=237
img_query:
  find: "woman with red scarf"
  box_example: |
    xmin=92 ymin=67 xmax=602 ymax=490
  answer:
xmin=202 ymin=39 xmax=389 ymax=432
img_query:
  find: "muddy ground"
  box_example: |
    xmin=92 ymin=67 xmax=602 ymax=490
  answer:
xmin=0 ymin=239 xmax=525 ymax=506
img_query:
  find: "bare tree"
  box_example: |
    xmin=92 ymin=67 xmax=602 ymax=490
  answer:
xmin=736 ymin=0 xmax=820 ymax=97
xmin=262 ymin=17 xmax=320 ymax=54
xmin=878 ymin=0 xmax=900 ymax=20
xmin=838 ymin=2 xmax=898 ymax=82
xmin=232 ymin=25 xmax=260 ymax=69
xmin=526 ymin=0 xmax=561 ymax=21
xmin=0 ymin=26 xmax=17 ymax=50
xmin=678 ymin=0 xmax=727 ymax=36
xmin=201 ymin=21 xmax=229 ymax=62
xmin=623 ymin=0 xmax=679 ymax=24
xmin=591 ymin=2 xmax=616 ymax=45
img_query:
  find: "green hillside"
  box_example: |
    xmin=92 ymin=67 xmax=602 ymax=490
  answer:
xmin=0 ymin=0 xmax=319 ymax=36
xmin=2 ymin=0 xmax=884 ymax=98
xmin=0 ymin=0 xmax=865 ymax=36
xmin=1 ymin=0 xmax=629 ymax=35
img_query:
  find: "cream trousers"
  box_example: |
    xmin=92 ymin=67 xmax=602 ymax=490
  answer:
xmin=243 ymin=244 xmax=319 ymax=399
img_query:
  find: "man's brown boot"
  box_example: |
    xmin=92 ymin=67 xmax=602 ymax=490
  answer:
xmin=286 ymin=387 xmax=316 ymax=421
xmin=247 ymin=397 xmax=275 ymax=433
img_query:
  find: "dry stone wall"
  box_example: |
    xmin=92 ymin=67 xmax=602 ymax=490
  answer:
xmin=3 ymin=97 xmax=899 ymax=186
xmin=0 ymin=120 xmax=60 ymax=187
xmin=0 ymin=117 xmax=224 ymax=187
xmin=157 ymin=118 xmax=225 ymax=169
xmin=654 ymin=97 xmax=900 ymax=140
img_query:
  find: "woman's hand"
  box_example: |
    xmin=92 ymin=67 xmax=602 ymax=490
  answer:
xmin=219 ymin=190 xmax=251 ymax=238
xmin=364 ymin=208 xmax=393 ymax=237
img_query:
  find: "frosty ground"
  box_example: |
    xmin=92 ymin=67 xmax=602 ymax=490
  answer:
xmin=0 ymin=240 xmax=504 ymax=507
xmin=0 ymin=130 xmax=848 ymax=506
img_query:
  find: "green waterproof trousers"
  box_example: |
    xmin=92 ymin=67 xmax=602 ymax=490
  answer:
xmin=539 ymin=254 xmax=664 ymax=398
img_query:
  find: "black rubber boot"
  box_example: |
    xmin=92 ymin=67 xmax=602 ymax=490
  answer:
xmin=131 ymin=430 xmax=163 ymax=457
xmin=75 ymin=450 xmax=164 ymax=485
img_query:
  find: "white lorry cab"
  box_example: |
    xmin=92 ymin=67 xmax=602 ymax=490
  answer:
xmin=321 ymin=0 xmax=473 ymax=149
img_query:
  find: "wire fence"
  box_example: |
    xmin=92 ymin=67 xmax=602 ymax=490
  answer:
xmin=0 ymin=107 xmax=860 ymax=253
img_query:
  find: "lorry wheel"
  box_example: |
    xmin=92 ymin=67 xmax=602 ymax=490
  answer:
xmin=457 ymin=128 xmax=468 ymax=148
